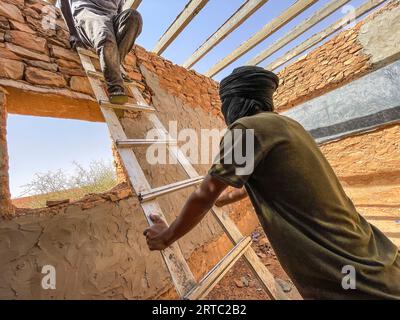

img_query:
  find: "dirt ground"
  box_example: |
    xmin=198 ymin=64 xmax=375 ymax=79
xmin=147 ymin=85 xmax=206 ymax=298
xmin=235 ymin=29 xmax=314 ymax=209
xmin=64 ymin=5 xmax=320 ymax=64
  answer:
xmin=207 ymin=226 xmax=301 ymax=300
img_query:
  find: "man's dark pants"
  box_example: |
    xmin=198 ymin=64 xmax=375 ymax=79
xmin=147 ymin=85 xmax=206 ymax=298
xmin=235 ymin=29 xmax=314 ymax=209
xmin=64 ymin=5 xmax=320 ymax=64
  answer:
xmin=74 ymin=8 xmax=143 ymax=94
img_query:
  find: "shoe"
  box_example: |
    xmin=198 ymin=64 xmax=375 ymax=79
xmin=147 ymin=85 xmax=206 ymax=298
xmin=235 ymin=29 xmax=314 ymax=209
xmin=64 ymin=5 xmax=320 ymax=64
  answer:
xmin=109 ymin=90 xmax=128 ymax=105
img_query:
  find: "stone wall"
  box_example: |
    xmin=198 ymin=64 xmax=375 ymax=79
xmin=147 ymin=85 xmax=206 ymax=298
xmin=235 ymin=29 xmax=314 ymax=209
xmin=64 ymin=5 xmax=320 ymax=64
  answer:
xmin=134 ymin=45 xmax=222 ymax=120
xmin=274 ymin=25 xmax=371 ymax=112
xmin=0 ymin=0 xmax=397 ymax=120
xmin=275 ymin=0 xmax=400 ymax=111
xmin=321 ymin=124 xmax=400 ymax=186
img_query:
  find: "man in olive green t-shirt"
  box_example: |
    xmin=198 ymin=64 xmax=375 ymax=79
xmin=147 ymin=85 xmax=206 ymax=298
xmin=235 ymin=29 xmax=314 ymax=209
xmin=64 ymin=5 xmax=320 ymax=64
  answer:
xmin=143 ymin=66 xmax=400 ymax=299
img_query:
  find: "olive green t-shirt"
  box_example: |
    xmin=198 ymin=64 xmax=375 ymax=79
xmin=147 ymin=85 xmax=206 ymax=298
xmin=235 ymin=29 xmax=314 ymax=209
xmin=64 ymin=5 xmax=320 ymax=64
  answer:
xmin=209 ymin=112 xmax=400 ymax=299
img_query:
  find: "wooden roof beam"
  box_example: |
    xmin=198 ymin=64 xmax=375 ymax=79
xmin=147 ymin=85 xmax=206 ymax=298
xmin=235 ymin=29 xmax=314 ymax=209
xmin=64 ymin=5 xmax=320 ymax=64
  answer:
xmin=183 ymin=0 xmax=269 ymax=69
xmin=246 ymin=0 xmax=351 ymax=66
xmin=123 ymin=0 xmax=142 ymax=10
xmin=153 ymin=0 xmax=210 ymax=55
xmin=204 ymin=0 xmax=318 ymax=78
xmin=265 ymin=0 xmax=387 ymax=71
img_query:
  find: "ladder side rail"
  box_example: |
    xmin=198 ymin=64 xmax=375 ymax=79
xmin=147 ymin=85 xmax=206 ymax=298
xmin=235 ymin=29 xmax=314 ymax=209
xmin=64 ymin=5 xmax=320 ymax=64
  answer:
xmin=78 ymin=53 xmax=197 ymax=298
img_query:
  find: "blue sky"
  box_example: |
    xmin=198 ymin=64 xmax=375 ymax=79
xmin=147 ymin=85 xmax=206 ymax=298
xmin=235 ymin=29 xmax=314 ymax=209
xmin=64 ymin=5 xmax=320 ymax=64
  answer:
xmin=8 ymin=0 xmax=380 ymax=197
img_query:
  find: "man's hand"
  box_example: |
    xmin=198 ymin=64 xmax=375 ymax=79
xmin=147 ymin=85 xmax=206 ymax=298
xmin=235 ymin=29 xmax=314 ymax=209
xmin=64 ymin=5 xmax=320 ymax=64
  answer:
xmin=60 ymin=1 xmax=83 ymax=50
xmin=143 ymin=214 xmax=171 ymax=251
xmin=69 ymin=35 xmax=83 ymax=49
xmin=143 ymin=175 xmax=228 ymax=252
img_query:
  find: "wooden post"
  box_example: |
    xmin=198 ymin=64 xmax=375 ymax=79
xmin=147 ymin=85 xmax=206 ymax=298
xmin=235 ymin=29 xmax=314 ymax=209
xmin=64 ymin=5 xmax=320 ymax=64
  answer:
xmin=0 ymin=88 xmax=15 ymax=217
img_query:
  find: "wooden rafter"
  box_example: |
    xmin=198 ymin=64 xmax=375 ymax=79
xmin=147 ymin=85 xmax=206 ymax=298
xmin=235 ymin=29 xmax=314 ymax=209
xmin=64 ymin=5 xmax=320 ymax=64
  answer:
xmin=123 ymin=0 xmax=142 ymax=10
xmin=153 ymin=0 xmax=210 ymax=55
xmin=183 ymin=0 xmax=269 ymax=69
xmin=265 ymin=0 xmax=387 ymax=71
xmin=204 ymin=0 xmax=318 ymax=77
xmin=246 ymin=0 xmax=351 ymax=66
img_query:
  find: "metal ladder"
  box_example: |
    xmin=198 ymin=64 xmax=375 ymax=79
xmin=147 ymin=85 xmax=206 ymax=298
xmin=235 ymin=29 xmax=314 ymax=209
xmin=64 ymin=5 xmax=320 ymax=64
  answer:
xmin=77 ymin=47 xmax=289 ymax=300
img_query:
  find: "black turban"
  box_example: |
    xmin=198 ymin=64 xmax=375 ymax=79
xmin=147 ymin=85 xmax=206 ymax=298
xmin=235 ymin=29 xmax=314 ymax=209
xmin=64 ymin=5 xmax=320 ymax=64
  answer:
xmin=219 ymin=66 xmax=280 ymax=125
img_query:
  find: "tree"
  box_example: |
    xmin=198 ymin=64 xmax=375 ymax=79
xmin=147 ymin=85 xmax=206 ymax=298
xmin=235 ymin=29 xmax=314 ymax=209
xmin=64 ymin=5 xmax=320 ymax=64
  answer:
xmin=19 ymin=160 xmax=117 ymax=208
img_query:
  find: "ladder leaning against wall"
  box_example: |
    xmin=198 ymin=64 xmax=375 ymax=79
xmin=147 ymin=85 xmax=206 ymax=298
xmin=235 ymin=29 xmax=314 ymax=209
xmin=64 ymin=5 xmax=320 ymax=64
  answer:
xmin=77 ymin=47 xmax=289 ymax=300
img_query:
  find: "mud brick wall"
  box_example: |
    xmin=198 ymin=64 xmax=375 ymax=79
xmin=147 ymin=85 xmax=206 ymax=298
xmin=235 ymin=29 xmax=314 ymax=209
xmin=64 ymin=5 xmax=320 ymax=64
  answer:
xmin=0 ymin=0 xmax=146 ymax=121
xmin=274 ymin=0 xmax=400 ymax=111
xmin=274 ymin=26 xmax=371 ymax=112
xmin=134 ymin=25 xmax=372 ymax=115
xmin=134 ymin=45 xmax=222 ymax=119
xmin=321 ymin=124 xmax=400 ymax=186
xmin=0 ymin=0 xmax=398 ymax=120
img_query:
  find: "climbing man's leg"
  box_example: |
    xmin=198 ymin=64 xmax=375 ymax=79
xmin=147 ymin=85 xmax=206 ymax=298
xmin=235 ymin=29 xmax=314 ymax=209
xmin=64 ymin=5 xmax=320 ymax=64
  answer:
xmin=113 ymin=9 xmax=143 ymax=81
xmin=114 ymin=9 xmax=143 ymax=62
xmin=74 ymin=9 xmax=127 ymax=104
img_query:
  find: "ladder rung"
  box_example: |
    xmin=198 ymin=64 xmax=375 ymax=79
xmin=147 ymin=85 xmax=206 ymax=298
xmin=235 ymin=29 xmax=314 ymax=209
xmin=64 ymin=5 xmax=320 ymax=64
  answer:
xmin=139 ymin=176 xmax=204 ymax=202
xmin=117 ymin=139 xmax=178 ymax=148
xmin=77 ymin=47 xmax=99 ymax=59
xmin=86 ymin=70 xmax=133 ymax=85
xmin=86 ymin=70 xmax=105 ymax=79
xmin=100 ymin=100 xmax=155 ymax=113
xmin=184 ymin=237 xmax=252 ymax=300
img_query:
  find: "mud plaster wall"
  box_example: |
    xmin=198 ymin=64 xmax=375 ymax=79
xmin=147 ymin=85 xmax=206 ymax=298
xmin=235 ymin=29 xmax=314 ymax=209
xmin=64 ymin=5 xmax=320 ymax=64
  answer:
xmin=321 ymin=124 xmax=400 ymax=246
xmin=0 ymin=88 xmax=13 ymax=216
xmin=0 ymin=0 xmax=399 ymax=299
xmin=0 ymin=60 xmax=261 ymax=300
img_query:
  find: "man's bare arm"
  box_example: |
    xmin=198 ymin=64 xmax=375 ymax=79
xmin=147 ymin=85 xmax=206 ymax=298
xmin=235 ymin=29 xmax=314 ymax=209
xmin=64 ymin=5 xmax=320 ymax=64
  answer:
xmin=60 ymin=0 xmax=82 ymax=48
xmin=215 ymin=187 xmax=248 ymax=207
xmin=144 ymin=175 xmax=228 ymax=251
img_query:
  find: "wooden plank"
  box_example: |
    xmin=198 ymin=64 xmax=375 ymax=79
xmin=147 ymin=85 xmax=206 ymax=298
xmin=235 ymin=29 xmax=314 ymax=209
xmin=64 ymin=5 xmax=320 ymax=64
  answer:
xmin=77 ymin=47 xmax=98 ymax=59
xmin=123 ymin=0 xmax=142 ymax=10
xmin=183 ymin=0 xmax=269 ymax=69
xmin=204 ymin=0 xmax=318 ymax=77
xmin=78 ymin=53 xmax=197 ymax=298
xmin=266 ymin=0 xmax=387 ymax=71
xmin=153 ymin=0 xmax=210 ymax=55
xmin=246 ymin=0 xmax=351 ymax=66
xmin=185 ymin=237 xmax=252 ymax=300
xmin=129 ymin=84 xmax=289 ymax=300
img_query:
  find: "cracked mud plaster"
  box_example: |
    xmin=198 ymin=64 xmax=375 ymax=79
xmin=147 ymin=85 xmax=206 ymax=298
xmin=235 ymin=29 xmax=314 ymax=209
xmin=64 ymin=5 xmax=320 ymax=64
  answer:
xmin=0 ymin=198 xmax=174 ymax=299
